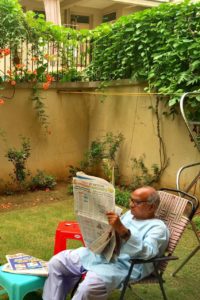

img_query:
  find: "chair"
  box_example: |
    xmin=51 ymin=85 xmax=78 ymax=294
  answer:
xmin=53 ymin=221 xmax=86 ymax=299
xmin=119 ymin=188 xmax=198 ymax=300
xmin=171 ymin=92 xmax=200 ymax=276
xmin=54 ymin=221 xmax=85 ymax=254
xmin=0 ymin=266 xmax=46 ymax=300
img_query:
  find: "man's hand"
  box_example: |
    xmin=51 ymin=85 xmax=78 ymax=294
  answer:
xmin=106 ymin=212 xmax=130 ymax=240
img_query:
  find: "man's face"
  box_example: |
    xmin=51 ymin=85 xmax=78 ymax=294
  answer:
xmin=129 ymin=188 xmax=154 ymax=219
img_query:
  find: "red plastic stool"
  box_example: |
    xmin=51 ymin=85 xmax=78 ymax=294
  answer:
xmin=54 ymin=221 xmax=85 ymax=254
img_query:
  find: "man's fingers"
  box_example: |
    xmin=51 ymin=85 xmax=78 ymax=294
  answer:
xmin=106 ymin=211 xmax=115 ymax=216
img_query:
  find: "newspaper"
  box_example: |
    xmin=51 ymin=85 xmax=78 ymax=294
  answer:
xmin=73 ymin=172 xmax=122 ymax=262
xmin=2 ymin=253 xmax=48 ymax=276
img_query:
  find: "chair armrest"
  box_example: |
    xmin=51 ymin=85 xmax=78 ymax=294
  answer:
xmin=130 ymin=255 xmax=178 ymax=264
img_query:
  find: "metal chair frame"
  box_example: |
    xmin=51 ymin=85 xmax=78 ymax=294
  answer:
xmin=172 ymin=92 xmax=200 ymax=276
xmin=172 ymin=162 xmax=200 ymax=276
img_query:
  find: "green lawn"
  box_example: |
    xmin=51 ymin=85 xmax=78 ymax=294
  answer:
xmin=0 ymin=198 xmax=200 ymax=300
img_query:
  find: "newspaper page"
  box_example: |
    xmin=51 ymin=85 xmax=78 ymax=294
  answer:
xmin=2 ymin=253 xmax=48 ymax=276
xmin=73 ymin=172 xmax=122 ymax=261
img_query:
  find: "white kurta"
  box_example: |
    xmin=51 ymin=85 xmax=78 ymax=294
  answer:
xmin=75 ymin=210 xmax=169 ymax=292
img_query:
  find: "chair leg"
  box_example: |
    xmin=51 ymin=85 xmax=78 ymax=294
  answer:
xmin=157 ymin=278 xmax=168 ymax=300
xmin=153 ymin=263 xmax=168 ymax=300
xmin=119 ymin=262 xmax=135 ymax=300
xmin=172 ymin=244 xmax=200 ymax=276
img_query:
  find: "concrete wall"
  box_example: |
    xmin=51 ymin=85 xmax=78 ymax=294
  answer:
xmin=0 ymin=81 xmax=199 ymax=192
xmin=0 ymin=84 xmax=89 ymax=185
xmin=87 ymin=83 xmax=200 ymax=190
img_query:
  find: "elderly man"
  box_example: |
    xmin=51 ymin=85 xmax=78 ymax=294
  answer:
xmin=43 ymin=186 xmax=169 ymax=300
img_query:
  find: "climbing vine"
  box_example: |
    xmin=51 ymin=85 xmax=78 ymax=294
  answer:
xmin=86 ymin=0 xmax=200 ymax=121
xmin=0 ymin=0 xmax=89 ymax=129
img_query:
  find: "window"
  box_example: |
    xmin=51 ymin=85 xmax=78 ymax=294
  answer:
xmin=71 ymin=15 xmax=90 ymax=24
xmin=102 ymin=12 xmax=116 ymax=23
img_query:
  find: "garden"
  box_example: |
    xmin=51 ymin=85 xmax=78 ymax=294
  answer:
xmin=0 ymin=185 xmax=200 ymax=300
xmin=0 ymin=0 xmax=200 ymax=299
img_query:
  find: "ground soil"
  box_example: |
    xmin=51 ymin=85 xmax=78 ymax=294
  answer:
xmin=0 ymin=182 xmax=68 ymax=212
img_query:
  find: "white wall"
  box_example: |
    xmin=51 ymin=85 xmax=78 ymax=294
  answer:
xmin=0 ymin=81 xmax=199 ymax=194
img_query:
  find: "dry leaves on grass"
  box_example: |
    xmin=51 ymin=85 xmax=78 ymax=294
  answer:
xmin=0 ymin=182 xmax=67 ymax=212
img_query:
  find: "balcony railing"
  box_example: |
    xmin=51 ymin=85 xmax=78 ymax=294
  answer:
xmin=0 ymin=36 xmax=92 ymax=84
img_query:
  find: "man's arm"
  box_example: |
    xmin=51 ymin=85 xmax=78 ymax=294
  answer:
xmin=107 ymin=211 xmax=169 ymax=259
xmin=106 ymin=212 xmax=131 ymax=241
xmin=121 ymin=223 xmax=169 ymax=259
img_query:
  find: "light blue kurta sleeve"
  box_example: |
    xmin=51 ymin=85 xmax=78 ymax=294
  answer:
xmin=120 ymin=211 xmax=169 ymax=259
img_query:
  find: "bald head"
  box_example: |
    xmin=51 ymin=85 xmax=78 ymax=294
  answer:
xmin=134 ymin=186 xmax=160 ymax=208
xmin=130 ymin=186 xmax=160 ymax=219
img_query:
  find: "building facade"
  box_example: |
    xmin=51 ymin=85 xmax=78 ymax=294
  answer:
xmin=20 ymin=0 xmax=188 ymax=29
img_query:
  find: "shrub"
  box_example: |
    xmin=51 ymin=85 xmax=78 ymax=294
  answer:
xmin=130 ymin=156 xmax=160 ymax=190
xmin=6 ymin=137 xmax=31 ymax=188
xmin=115 ymin=187 xmax=130 ymax=208
xmin=30 ymin=170 xmax=56 ymax=190
xmin=68 ymin=132 xmax=124 ymax=183
xmin=67 ymin=184 xmax=73 ymax=195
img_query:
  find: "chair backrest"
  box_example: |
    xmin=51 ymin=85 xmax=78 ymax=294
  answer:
xmin=156 ymin=189 xmax=198 ymax=272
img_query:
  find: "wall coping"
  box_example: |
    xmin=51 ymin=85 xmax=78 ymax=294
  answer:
xmin=3 ymin=79 xmax=146 ymax=90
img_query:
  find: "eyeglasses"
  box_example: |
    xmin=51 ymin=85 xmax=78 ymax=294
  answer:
xmin=129 ymin=198 xmax=148 ymax=206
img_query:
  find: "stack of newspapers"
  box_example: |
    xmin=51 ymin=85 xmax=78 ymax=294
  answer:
xmin=73 ymin=172 xmax=122 ymax=262
xmin=2 ymin=253 xmax=48 ymax=276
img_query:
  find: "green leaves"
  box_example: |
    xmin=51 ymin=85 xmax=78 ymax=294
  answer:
xmin=0 ymin=0 xmax=27 ymax=47
xmin=86 ymin=1 xmax=200 ymax=120
xmin=6 ymin=136 xmax=31 ymax=184
xmin=0 ymin=1 xmax=199 ymax=121
xmin=36 ymin=63 xmax=48 ymax=78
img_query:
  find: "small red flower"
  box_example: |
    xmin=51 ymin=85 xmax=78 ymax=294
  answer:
xmin=31 ymin=56 xmax=39 ymax=62
xmin=4 ymin=48 xmax=10 ymax=56
xmin=46 ymin=74 xmax=54 ymax=82
xmin=44 ymin=53 xmax=49 ymax=59
xmin=0 ymin=99 xmax=4 ymax=105
xmin=43 ymin=82 xmax=50 ymax=90
xmin=16 ymin=64 xmax=25 ymax=69
xmin=10 ymin=80 xmax=16 ymax=86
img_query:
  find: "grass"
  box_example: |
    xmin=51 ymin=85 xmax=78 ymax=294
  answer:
xmin=0 ymin=198 xmax=200 ymax=300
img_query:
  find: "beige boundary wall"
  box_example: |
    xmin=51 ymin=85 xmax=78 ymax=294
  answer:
xmin=0 ymin=80 xmax=199 ymax=191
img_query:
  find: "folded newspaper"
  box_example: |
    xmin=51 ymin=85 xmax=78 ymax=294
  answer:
xmin=73 ymin=172 xmax=122 ymax=262
xmin=2 ymin=253 xmax=48 ymax=276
